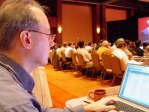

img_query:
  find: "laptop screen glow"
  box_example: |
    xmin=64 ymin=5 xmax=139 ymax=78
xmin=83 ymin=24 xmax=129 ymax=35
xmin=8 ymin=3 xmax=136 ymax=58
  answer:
xmin=119 ymin=64 xmax=149 ymax=108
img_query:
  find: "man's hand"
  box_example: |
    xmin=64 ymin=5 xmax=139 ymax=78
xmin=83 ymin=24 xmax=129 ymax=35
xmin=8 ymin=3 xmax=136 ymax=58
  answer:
xmin=84 ymin=97 xmax=118 ymax=112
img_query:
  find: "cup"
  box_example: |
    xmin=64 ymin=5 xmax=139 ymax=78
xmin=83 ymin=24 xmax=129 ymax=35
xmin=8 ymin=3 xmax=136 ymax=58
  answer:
xmin=88 ymin=89 xmax=106 ymax=101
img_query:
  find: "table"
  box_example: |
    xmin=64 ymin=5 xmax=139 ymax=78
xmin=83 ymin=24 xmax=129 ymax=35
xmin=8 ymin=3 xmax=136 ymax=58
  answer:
xmin=131 ymin=56 xmax=149 ymax=66
xmin=65 ymin=86 xmax=120 ymax=109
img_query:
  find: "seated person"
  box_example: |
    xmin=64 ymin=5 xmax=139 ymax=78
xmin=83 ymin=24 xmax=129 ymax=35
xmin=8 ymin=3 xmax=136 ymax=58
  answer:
xmin=65 ymin=42 xmax=77 ymax=62
xmin=97 ymin=40 xmax=112 ymax=60
xmin=133 ymin=40 xmax=144 ymax=56
xmin=77 ymin=41 xmax=93 ymax=66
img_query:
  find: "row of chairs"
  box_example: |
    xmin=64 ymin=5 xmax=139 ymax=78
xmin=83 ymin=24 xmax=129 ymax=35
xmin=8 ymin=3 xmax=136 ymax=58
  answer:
xmin=50 ymin=50 xmax=123 ymax=86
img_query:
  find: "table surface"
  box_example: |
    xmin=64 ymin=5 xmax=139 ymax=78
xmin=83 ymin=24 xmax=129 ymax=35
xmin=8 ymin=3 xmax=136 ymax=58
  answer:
xmin=65 ymin=86 xmax=120 ymax=109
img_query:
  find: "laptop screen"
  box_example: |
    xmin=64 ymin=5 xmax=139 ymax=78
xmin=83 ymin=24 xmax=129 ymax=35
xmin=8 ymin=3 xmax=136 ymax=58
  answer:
xmin=119 ymin=64 xmax=149 ymax=108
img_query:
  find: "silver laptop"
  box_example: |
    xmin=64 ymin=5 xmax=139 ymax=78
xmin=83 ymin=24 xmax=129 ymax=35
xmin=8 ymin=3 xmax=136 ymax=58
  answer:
xmin=117 ymin=64 xmax=149 ymax=111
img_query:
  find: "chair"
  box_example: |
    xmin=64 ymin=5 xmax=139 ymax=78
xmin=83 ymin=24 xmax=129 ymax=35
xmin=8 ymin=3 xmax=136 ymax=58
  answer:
xmin=31 ymin=66 xmax=53 ymax=108
xmin=71 ymin=52 xmax=79 ymax=72
xmin=91 ymin=52 xmax=103 ymax=77
xmin=110 ymin=54 xmax=124 ymax=86
xmin=101 ymin=52 xmax=112 ymax=83
xmin=61 ymin=51 xmax=72 ymax=70
xmin=76 ymin=53 xmax=94 ymax=77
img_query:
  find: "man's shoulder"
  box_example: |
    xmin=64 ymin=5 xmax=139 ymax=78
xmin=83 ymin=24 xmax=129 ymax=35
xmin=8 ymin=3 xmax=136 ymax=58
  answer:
xmin=0 ymin=65 xmax=35 ymax=111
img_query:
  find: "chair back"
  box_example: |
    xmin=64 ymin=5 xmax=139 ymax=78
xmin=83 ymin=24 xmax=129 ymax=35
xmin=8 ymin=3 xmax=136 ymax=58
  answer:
xmin=32 ymin=67 xmax=53 ymax=107
xmin=71 ymin=52 xmax=78 ymax=66
xmin=91 ymin=52 xmax=103 ymax=70
xmin=101 ymin=52 xmax=111 ymax=69
xmin=76 ymin=54 xmax=86 ymax=67
xmin=110 ymin=54 xmax=123 ymax=76
xmin=61 ymin=51 xmax=67 ymax=62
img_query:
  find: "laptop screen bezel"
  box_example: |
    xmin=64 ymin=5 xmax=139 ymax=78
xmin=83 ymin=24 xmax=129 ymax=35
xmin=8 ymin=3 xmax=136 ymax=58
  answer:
xmin=118 ymin=64 xmax=149 ymax=108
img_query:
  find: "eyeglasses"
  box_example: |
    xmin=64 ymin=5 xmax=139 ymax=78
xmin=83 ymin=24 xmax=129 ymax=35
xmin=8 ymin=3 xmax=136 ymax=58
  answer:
xmin=28 ymin=30 xmax=56 ymax=41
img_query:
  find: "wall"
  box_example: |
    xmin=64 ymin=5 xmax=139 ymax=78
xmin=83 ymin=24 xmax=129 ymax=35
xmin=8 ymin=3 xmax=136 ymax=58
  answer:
xmin=106 ymin=8 xmax=126 ymax=22
xmin=62 ymin=4 xmax=92 ymax=43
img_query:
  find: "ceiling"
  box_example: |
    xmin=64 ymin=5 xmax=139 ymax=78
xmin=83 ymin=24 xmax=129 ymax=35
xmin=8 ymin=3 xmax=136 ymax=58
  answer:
xmin=62 ymin=0 xmax=149 ymax=10
xmin=36 ymin=0 xmax=149 ymax=17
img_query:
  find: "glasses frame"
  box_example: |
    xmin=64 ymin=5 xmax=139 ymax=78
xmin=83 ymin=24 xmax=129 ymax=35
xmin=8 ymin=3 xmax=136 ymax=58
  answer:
xmin=28 ymin=30 xmax=56 ymax=41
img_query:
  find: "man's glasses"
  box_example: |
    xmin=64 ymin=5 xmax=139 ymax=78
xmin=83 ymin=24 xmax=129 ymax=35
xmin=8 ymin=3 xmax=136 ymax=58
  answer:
xmin=28 ymin=30 xmax=56 ymax=41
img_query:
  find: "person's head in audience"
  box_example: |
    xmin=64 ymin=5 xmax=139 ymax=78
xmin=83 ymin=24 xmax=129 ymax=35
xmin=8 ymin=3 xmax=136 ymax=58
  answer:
xmin=62 ymin=42 xmax=68 ymax=48
xmin=0 ymin=0 xmax=117 ymax=111
xmin=135 ymin=40 xmax=141 ymax=47
xmin=68 ymin=42 xmax=73 ymax=47
xmin=115 ymin=38 xmax=126 ymax=49
xmin=77 ymin=41 xmax=85 ymax=48
xmin=101 ymin=40 xmax=111 ymax=49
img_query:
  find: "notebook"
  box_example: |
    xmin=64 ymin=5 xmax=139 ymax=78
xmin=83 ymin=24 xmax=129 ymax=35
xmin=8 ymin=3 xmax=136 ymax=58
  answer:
xmin=117 ymin=64 xmax=149 ymax=111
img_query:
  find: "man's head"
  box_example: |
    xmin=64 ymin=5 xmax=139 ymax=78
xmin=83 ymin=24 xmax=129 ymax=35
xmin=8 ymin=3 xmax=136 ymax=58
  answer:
xmin=77 ymin=41 xmax=84 ymax=48
xmin=0 ymin=0 xmax=53 ymax=71
xmin=115 ymin=38 xmax=126 ymax=48
xmin=101 ymin=40 xmax=110 ymax=48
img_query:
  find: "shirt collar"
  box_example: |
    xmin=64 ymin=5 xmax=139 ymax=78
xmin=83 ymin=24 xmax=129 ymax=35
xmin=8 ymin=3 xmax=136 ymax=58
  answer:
xmin=0 ymin=54 xmax=34 ymax=93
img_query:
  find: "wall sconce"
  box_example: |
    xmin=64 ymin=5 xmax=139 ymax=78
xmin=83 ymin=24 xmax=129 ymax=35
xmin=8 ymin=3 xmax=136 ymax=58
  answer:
xmin=96 ymin=27 xmax=100 ymax=34
xmin=58 ymin=26 xmax=62 ymax=33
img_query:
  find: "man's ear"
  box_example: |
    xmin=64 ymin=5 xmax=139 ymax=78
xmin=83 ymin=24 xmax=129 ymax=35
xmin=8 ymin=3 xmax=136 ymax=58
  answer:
xmin=20 ymin=31 xmax=32 ymax=49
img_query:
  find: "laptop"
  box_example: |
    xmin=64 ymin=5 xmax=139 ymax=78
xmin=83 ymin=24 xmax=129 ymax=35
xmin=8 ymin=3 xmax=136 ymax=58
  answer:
xmin=116 ymin=64 xmax=149 ymax=111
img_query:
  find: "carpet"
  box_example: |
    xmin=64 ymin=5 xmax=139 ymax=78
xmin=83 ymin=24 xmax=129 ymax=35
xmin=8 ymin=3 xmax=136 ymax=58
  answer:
xmin=45 ymin=64 xmax=111 ymax=108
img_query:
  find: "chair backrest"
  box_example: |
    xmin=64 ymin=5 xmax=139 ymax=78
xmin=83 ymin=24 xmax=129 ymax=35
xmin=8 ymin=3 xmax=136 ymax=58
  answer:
xmin=101 ymin=52 xmax=111 ymax=69
xmin=110 ymin=54 xmax=123 ymax=75
xmin=71 ymin=52 xmax=78 ymax=66
xmin=32 ymin=67 xmax=53 ymax=108
xmin=61 ymin=51 xmax=67 ymax=62
xmin=76 ymin=54 xmax=86 ymax=67
xmin=91 ymin=52 xmax=103 ymax=70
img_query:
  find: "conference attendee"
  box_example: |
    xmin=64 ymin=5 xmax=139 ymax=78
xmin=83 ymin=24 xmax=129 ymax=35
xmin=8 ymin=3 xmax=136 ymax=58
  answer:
xmin=97 ymin=40 xmax=112 ymax=60
xmin=61 ymin=42 xmax=68 ymax=52
xmin=65 ymin=42 xmax=77 ymax=62
xmin=112 ymin=38 xmax=130 ymax=71
xmin=77 ymin=41 xmax=93 ymax=66
xmin=140 ymin=19 xmax=149 ymax=43
xmin=85 ymin=42 xmax=93 ymax=53
xmin=115 ymin=38 xmax=133 ymax=59
xmin=133 ymin=40 xmax=144 ymax=56
xmin=0 ymin=0 xmax=116 ymax=112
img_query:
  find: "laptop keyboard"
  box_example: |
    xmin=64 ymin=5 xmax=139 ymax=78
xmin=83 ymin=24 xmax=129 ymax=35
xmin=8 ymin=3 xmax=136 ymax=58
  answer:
xmin=114 ymin=101 xmax=145 ymax=112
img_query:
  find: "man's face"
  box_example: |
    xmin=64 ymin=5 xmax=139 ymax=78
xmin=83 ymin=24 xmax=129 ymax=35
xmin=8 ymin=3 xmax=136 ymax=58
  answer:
xmin=30 ymin=7 xmax=54 ymax=66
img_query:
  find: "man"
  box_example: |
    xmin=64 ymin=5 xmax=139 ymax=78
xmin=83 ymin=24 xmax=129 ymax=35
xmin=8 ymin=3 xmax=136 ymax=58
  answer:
xmin=77 ymin=41 xmax=93 ymax=66
xmin=0 ymin=0 xmax=116 ymax=112
xmin=97 ymin=40 xmax=112 ymax=60
xmin=140 ymin=20 xmax=149 ymax=43
xmin=112 ymin=38 xmax=129 ymax=71
xmin=65 ymin=42 xmax=76 ymax=62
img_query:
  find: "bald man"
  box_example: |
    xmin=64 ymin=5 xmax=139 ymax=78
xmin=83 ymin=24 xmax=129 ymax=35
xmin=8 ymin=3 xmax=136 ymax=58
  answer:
xmin=97 ymin=40 xmax=112 ymax=60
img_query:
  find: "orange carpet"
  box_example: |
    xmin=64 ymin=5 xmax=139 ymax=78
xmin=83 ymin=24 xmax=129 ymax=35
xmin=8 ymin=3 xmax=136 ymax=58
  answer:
xmin=45 ymin=64 xmax=111 ymax=108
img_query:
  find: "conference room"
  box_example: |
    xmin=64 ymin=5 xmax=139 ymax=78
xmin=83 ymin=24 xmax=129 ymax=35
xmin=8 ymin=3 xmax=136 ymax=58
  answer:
xmin=1 ymin=0 xmax=149 ymax=112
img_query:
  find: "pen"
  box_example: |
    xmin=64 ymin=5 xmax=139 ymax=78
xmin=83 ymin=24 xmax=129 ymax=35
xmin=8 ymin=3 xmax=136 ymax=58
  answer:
xmin=84 ymin=101 xmax=91 ymax=104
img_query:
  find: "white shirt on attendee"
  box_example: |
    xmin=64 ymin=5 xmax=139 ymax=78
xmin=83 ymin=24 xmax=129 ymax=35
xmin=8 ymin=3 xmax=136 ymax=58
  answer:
xmin=112 ymin=48 xmax=129 ymax=71
xmin=85 ymin=46 xmax=93 ymax=52
xmin=65 ymin=46 xmax=76 ymax=58
xmin=77 ymin=48 xmax=92 ymax=62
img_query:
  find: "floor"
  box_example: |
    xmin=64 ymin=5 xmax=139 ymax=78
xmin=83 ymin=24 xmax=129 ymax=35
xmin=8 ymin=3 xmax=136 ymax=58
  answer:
xmin=45 ymin=64 xmax=114 ymax=107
